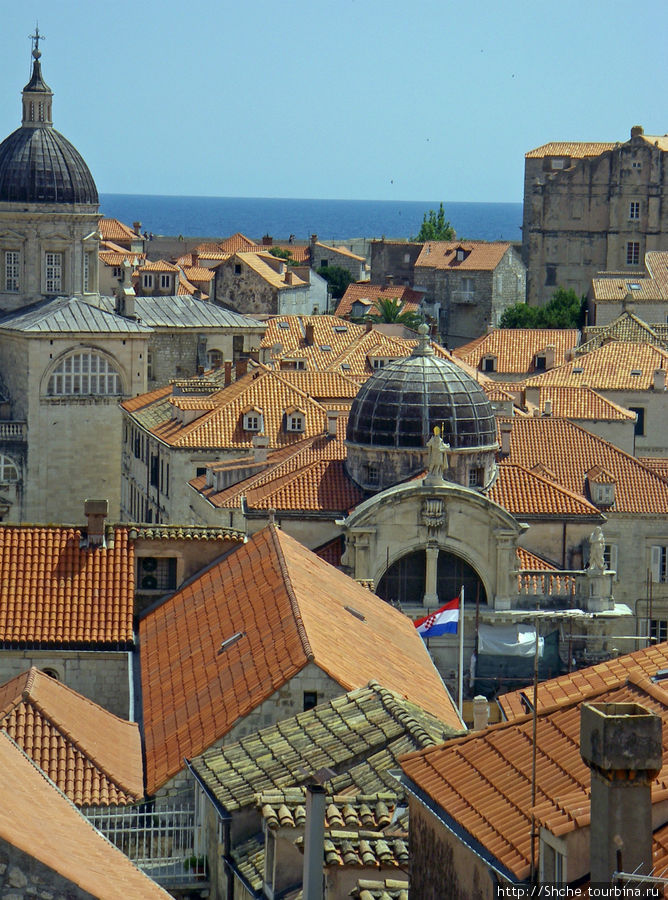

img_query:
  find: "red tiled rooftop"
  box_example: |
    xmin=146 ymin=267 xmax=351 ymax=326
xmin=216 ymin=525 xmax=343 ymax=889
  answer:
xmin=490 ymin=463 xmax=602 ymax=517
xmin=0 ymin=526 xmax=134 ymax=647
xmin=0 ymin=668 xmax=143 ymax=806
xmin=415 ymin=241 xmax=511 ymax=272
xmin=335 ymin=283 xmax=424 ymax=319
xmin=140 ymin=525 xmax=461 ymax=793
xmin=453 ymin=329 xmax=579 ymax=374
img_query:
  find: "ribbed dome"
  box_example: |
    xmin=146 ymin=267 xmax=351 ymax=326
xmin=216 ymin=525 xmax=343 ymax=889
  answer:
xmin=0 ymin=126 xmax=98 ymax=204
xmin=347 ymin=342 xmax=496 ymax=451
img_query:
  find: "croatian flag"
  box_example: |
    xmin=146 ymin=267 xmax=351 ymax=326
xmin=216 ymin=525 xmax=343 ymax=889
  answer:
xmin=414 ymin=598 xmax=459 ymax=638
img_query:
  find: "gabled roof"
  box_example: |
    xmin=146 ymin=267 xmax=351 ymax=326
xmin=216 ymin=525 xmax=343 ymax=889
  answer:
xmin=137 ymin=259 xmax=179 ymax=273
xmin=0 ymin=668 xmax=143 ymax=806
xmin=525 ymin=340 xmax=668 ymax=391
xmin=490 ymin=463 xmax=602 ymax=517
xmin=415 ymin=241 xmax=511 ymax=272
xmin=270 ymin=370 xmax=360 ymax=404
xmin=335 ymin=283 xmax=424 ymax=319
xmin=98 ymin=217 xmax=141 ymax=242
xmin=580 ymin=310 xmax=668 ymax=353
xmin=0 ymin=525 xmax=134 ymax=648
xmin=219 ymin=232 xmax=261 ymax=253
xmin=525 ymin=385 xmax=636 ymax=421
xmin=453 ymin=329 xmax=579 ymax=373
xmin=141 ymin=526 xmax=460 ymax=793
xmin=400 ymin=675 xmax=668 ymax=882
xmin=232 ymin=252 xmax=309 ymax=290
xmin=96 ymin=293 xmax=263 ymax=330
xmin=498 ymin=640 xmax=668 ymax=719
xmin=188 ymin=680 xmax=458 ymax=813
xmin=0 ymin=296 xmax=151 ymax=334
xmin=0 ymin=731 xmax=169 ymax=898
xmin=314 ymin=241 xmax=365 ymax=261
xmin=525 ymin=141 xmax=617 ymax=159
xmin=498 ymin=416 xmax=668 ymax=514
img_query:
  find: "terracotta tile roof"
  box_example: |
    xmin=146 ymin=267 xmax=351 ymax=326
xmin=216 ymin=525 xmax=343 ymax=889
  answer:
xmin=141 ymin=528 xmax=461 ymax=792
xmin=219 ymin=232 xmax=261 ymax=253
xmin=499 ymin=415 xmax=668 ymax=514
xmin=176 ymin=272 xmax=201 ymax=296
xmin=0 ymin=732 xmax=170 ymax=898
xmin=516 ymin=547 xmax=558 ymax=571
xmin=260 ymin=789 xmax=399 ymax=832
xmin=580 ymin=311 xmax=668 ymax=353
xmin=638 ymin=458 xmax=668 ymax=482
xmin=453 ymin=329 xmax=579 ymax=373
xmin=229 ymin=833 xmax=265 ymax=892
xmin=490 ymin=463 xmax=602 ymax=517
xmin=148 ymin=367 xmax=329 ymax=449
xmin=269 ymin=243 xmax=310 ymax=263
xmin=415 ymin=241 xmax=511 ymax=272
xmin=314 ymin=535 xmax=345 ymax=567
xmin=0 ymin=526 xmax=134 ymax=647
xmin=188 ymin=245 xmax=232 ymax=262
xmin=234 ymin=252 xmax=309 ymax=289
xmin=180 ymin=265 xmax=215 ymax=283
xmin=266 ymin=369 xmax=360 ymax=402
xmin=127 ymin=523 xmax=244 ymax=542
xmin=525 ymin=340 xmax=668 ymax=391
xmin=350 ymin=879 xmax=409 ymax=900
xmin=98 ymin=217 xmax=141 ymax=242
xmin=304 ymin=829 xmax=409 ymax=869
xmin=400 ymin=675 xmax=668 ymax=881
xmin=498 ymin=641 xmax=668 ymax=719
xmin=0 ymin=668 xmax=143 ymax=806
xmin=335 ymin=283 xmax=424 ymax=319
xmin=189 ymin=681 xmax=458 ymax=813
xmin=315 ymin=241 xmax=365 ymax=262
xmin=528 ymin=385 xmax=636 ymax=421
xmin=138 ymin=259 xmax=179 ymax=273
xmin=99 ymin=249 xmax=145 ymax=267
xmin=525 ymin=142 xmax=617 ymax=159
xmin=121 ymin=383 xmax=172 ymax=412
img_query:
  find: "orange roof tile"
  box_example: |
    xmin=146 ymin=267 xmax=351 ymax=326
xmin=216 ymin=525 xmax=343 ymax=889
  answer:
xmin=415 ymin=241 xmax=511 ymax=272
xmin=638 ymin=457 xmax=668 ymax=482
xmin=180 ymin=265 xmax=215 ymax=283
xmin=400 ymin=675 xmax=668 ymax=881
xmin=270 ymin=370 xmax=360 ymax=402
xmin=269 ymin=243 xmax=310 ymax=263
xmin=219 ymin=232 xmax=262 ymax=252
xmin=525 ymin=142 xmax=617 ymax=159
xmin=490 ymin=463 xmax=602 ymax=517
xmin=453 ymin=329 xmax=579 ymax=374
xmin=140 ymin=525 xmax=461 ymax=792
xmin=0 ymin=668 xmax=143 ymax=806
xmin=498 ymin=416 xmax=668 ymax=514
xmin=525 ymin=341 xmax=668 ymax=391
xmin=527 ymin=386 xmax=636 ymax=421
xmin=335 ymin=283 xmax=424 ymax=319
xmin=138 ymin=259 xmax=180 ymax=273
xmin=516 ymin=547 xmax=558 ymax=571
xmin=498 ymin=641 xmax=668 ymax=719
xmin=0 ymin=731 xmax=169 ymax=898
xmin=0 ymin=526 xmax=134 ymax=646
xmin=234 ymin=252 xmax=309 ymax=289
xmin=98 ymin=217 xmax=141 ymax=242
xmin=314 ymin=241 xmax=365 ymax=261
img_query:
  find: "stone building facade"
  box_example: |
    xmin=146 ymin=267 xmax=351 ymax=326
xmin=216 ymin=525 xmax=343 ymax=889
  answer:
xmin=523 ymin=126 xmax=668 ymax=306
xmin=214 ymin=252 xmax=315 ymax=316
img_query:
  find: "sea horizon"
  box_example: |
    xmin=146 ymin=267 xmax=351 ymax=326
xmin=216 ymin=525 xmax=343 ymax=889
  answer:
xmin=98 ymin=194 xmax=523 ymax=244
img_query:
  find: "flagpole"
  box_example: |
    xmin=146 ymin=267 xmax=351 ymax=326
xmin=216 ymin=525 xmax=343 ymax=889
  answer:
xmin=458 ymin=585 xmax=464 ymax=717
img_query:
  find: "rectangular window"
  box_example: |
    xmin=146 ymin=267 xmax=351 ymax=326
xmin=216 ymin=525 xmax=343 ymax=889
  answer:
xmin=651 ymin=547 xmax=668 ymax=584
xmin=545 ymin=265 xmax=557 ymax=286
xmin=468 ymin=467 xmax=484 ymax=487
xmin=303 ymin=691 xmax=318 ymax=711
xmin=651 ymin=619 xmax=668 ymax=642
xmin=83 ymin=252 xmax=91 ymax=292
xmin=629 ymin=201 xmax=640 ymax=220
xmin=45 ymin=252 xmax=62 ymax=293
xmin=286 ymin=414 xmax=304 ymax=432
xmin=4 ymin=251 xmax=19 ymax=292
xmin=626 ymin=242 xmax=640 ymax=266
xmin=234 ymin=264 xmax=241 ymax=275
xmin=142 ymin=273 xmax=154 ymax=289
xmin=150 ymin=455 xmax=159 ymax=488
xmin=160 ymin=273 xmax=171 ymax=289
xmin=629 ymin=406 xmax=645 ymax=436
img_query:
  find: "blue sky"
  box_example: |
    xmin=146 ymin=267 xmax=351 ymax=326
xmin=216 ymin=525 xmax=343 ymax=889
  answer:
xmin=1 ymin=1 xmax=666 ymax=202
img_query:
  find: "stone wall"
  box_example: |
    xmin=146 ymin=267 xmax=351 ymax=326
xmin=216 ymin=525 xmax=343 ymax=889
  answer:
xmin=0 ymin=839 xmax=98 ymax=900
xmin=369 ymin=240 xmax=423 ymax=286
xmin=215 ymin=261 xmax=279 ymax=315
xmin=312 ymin=243 xmax=365 ymax=281
xmin=0 ymin=650 xmax=131 ymax=718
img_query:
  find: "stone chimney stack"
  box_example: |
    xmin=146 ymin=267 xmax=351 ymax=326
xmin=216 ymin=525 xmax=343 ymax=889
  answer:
xmin=631 ymin=124 xmax=644 ymax=138
xmin=472 ymin=695 xmax=490 ymax=731
xmin=499 ymin=420 xmax=512 ymax=456
xmin=224 ymin=361 xmax=232 ymax=386
xmin=302 ymin=784 xmax=326 ymax=900
xmin=580 ymin=701 xmax=662 ymax=883
xmin=252 ymin=434 xmax=268 ymax=462
xmin=84 ymin=499 xmax=108 ymax=547
xmin=305 ymin=323 xmax=315 ymax=346
xmin=326 ymin=411 xmax=338 ymax=437
xmin=133 ymin=221 xmax=141 ymax=235
xmin=653 ymin=369 xmax=666 ymax=392
xmin=235 ymin=358 xmax=248 ymax=379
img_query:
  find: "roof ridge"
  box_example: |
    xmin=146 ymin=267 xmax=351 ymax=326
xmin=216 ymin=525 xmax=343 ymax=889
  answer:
xmin=267 ymin=526 xmax=314 ymax=662
xmin=369 ymin=680 xmax=440 ymax=746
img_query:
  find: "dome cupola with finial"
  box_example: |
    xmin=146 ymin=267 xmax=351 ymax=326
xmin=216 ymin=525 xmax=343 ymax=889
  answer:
xmin=345 ymin=324 xmax=498 ymax=491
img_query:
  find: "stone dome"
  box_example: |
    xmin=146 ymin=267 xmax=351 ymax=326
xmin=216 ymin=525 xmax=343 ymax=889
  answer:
xmin=346 ymin=333 xmax=496 ymax=451
xmin=0 ymin=126 xmax=98 ymax=204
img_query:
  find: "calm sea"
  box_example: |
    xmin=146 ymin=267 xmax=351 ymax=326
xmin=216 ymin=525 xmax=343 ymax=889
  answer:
xmin=98 ymin=194 xmax=522 ymax=243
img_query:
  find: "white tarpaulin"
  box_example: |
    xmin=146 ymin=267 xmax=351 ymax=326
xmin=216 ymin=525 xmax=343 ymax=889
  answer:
xmin=478 ymin=623 xmax=544 ymax=658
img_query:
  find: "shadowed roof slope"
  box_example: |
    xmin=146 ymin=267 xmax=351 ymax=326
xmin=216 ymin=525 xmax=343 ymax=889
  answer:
xmin=0 ymin=525 xmax=134 ymax=647
xmin=0 ymin=668 xmax=143 ymax=806
xmin=0 ymin=732 xmax=169 ymax=898
xmin=140 ymin=525 xmax=460 ymax=793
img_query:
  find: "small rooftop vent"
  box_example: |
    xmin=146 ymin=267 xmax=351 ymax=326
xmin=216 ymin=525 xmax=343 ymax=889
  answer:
xmin=573 ymin=366 xmax=584 ymax=374
xmin=278 ymin=321 xmax=290 ymax=329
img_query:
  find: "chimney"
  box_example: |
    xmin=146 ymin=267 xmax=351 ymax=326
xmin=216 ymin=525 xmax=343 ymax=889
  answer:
xmin=224 ymin=361 xmax=232 ymax=386
xmin=326 ymin=411 xmax=338 ymax=437
xmin=472 ymin=695 xmax=489 ymax=731
xmin=543 ymin=345 xmax=556 ymax=370
xmin=236 ymin=358 xmax=248 ymax=379
xmin=580 ymin=701 xmax=662 ymax=883
xmin=262 ymin=234 xmax=273 ymax=246
xmin=310 ymin=234 xmax=318 ymax=246
xmin=252 ymin=434 xmax=268 ymax=462
xmin=500 ymin=420 xmax=512 ymax=456
xmin=654 ymin=369 xmax=666 ymax=391
xmin=365 ymin=321 xmax=373 ymax=333
xmin=84 ymin=499 xmax=108 ymax=547
xmin=305 ymin=323 xmax=315 ymax=346
xmin=132 ymin=221 xmax=141 ymax=235
xmin=630 ymin=124 xmax=644 ymax=138
xmin=285 ymin=270 xmax=293 ymax=285
xmin=302 ymin=784 xmax=326 ymax=900
xmin=543 ymin=399 xmax=552 ymax=416
xmin=385 ymin=274 xmax=394 ymax=285
xmin=191 ymin=250 xmax=199 ymax=267
xmin=622 ymin=291 xmax=635 ymax=314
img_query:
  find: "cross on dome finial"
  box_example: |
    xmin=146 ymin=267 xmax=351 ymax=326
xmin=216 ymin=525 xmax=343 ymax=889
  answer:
xmin=29 ymin=24 xmax=45 ymax=59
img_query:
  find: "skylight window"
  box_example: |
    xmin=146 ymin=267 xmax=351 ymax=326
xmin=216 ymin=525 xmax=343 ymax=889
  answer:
xmin=573 ymin=367 xmax=584 ymax=374
xmin=334 ymin=325 xmax=348 ymax=332
xmin=630 ymin=369 xmax=642 ymax=376
xmin=341 ymin=363 xmax=351 ymax=370
xmin=627 ymin=282 xmax=642 ymax=291
xmin=320 ymin=345 xmax=332 ymax=351
xmin=278 ymin=321 xmax=290 ymax=329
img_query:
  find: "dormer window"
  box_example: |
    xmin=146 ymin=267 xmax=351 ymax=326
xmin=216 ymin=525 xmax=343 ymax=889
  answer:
xmin=535 ymin=355 xmax=546 ymax=371
xmin=160 ymin=274 xmax=172 ymax=290
xmin=481 ymin=355 xmax=496 ymax=373
xmin=285 ymin=408 xmax=305 ymax=432
xmin=455 ymin=246 xmax=468 ymax=262
xmin=142 ymin=273 xmax=153 ymax=289
xmin=586 ymin=466 xmax=616 ymax=508
xmin=242 ymin=408 xmax=263 ymax=432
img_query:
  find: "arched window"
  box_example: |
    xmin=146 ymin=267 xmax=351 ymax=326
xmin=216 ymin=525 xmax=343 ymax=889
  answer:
xmin=0 ymin=454 xmax=19 ymax=483
xmin=47 ymin=351 xmax=122 ymax=396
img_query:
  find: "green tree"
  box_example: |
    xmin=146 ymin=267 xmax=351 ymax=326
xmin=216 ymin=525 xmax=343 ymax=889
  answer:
xmin=317 ymin=265 xmax=353 ymax=300
xmin=365 ymin=296 xmax=424 ymax=330
xmin=413 ymin=202 xmax=455 ymax=242
xmin=499 ymin=288 xmax=586 ymax=329
xmin=269 ymin=247 xmax=296 ymax=264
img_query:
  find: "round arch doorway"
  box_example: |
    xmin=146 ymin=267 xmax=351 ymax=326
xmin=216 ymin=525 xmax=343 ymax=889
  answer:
xmin=376 ymin=548 xmax=487 ymax=607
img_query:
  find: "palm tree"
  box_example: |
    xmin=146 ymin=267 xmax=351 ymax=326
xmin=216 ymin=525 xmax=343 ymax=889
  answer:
xmin=366 ymin=297 xmax=424 ymax=330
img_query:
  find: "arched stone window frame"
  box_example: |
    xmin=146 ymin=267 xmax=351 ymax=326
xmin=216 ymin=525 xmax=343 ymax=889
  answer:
xmin=42 ymin=347 xmax=127 ymax=398
xmin=0 ymin=453 xmax=20 ymax=483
